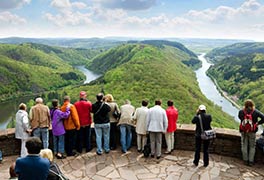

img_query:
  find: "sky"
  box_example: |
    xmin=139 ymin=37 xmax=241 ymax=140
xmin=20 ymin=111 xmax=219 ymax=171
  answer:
xmin=1 ymin=0 xmax=264 ymax=41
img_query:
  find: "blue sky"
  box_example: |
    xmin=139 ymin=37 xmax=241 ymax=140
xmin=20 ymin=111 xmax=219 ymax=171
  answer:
xmin=1 ymin=0 xmax=264 ymax=41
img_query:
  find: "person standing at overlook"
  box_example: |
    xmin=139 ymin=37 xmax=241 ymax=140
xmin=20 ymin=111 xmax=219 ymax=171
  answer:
xmin=133 ymin=100 xmax=149 ymax=153
xmin=238 ymin=99 xmax=264 ymax=166
xmin=15 ymin=103 xmax=31 ymax=157
xmin=118 ymin=100 xmax=135 ymax=153
xmin=29 ymin=97 xmax=51 ymax=149
xmin=92 ymin=93 xmax=111 ymax=155
xmin=61 ymin=96 xmax=80 ymax=156
xmin=50 ymin=99 xmax=70 ymax=159
xmin=74 ymin=91 xmax=93 ymax=153
xmin=146 ymin=99 xmax=168 ymax=159
xmin=165 ymin=100 xmax=178 ymax=154
xmin=192 ymin=104 xmax=212 ymax=167
xmin=104 ymin=94 xmax=120 ymax=150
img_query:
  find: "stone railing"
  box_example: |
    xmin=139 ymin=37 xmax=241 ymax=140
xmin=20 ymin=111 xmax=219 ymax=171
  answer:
xmin=0 ymin=124 xmax=263 ymax=162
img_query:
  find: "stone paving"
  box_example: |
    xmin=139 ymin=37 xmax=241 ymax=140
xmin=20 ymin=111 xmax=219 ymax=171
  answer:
xmin=1 ymin=147 xmax=264 ymax=180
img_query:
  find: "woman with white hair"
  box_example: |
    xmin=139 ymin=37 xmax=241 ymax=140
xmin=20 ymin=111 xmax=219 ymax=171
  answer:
xmin=15 ymin=103 xmax=31 ymax=157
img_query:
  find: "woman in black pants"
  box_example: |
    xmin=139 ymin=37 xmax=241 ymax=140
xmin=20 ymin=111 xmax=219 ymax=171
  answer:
xmin=192 ymin=104 xmax=212 ymax=167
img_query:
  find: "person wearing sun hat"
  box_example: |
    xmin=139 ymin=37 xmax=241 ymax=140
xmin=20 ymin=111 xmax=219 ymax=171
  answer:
xmin=74 ymin=91 xmax=93 ymax=153
xmin=192 ymin=104 xmax=212 ymax=167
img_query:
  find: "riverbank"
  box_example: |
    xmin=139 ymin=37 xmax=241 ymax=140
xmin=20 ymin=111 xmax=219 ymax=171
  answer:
xmin=208 ymin=74 xmax=241 ymax=109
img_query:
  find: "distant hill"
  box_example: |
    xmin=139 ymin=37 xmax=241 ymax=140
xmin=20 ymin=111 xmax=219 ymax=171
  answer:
xmin=0 ymin=43 xmax=86 ymax=101
xmin=206 ymin=42 xmax=264 ymax=62
xmin=0 ymin=37 xmax=123 ymax=49
xmin=61 ymin=43 xmax=238 ymax=129
xmin=26 ymin=43 xmax=99 ymax=65
xmin=87 ymin=40 xmax=201 ymax=73
xmin=0 ymin=37 xmax=251 ymax=54
xmin=206 ymin=42 xmax=264 ymax=112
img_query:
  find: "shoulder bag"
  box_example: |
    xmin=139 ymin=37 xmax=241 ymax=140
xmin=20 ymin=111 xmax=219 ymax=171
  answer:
xmin=198 ymin=115 xmax=216 ymax=140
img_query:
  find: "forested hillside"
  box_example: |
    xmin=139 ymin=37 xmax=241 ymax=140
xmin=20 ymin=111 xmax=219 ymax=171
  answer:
xmin=0 ymin=43 xmax=87 ymax=101
xmin=87 ymin=40 xmax=201 ymax=73
xmin=59 ymin=43 xmax=238 ymax=129
xmin=207 ymin=43 xmax=264 ymax=112
xmin=206 ymin=42 xmax=264 ymax=62
xmin=0 ymin=37 xmax=123 ymax=49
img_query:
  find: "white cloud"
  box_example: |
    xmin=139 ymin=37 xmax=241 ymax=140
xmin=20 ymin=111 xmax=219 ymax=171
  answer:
xmin=44 ymin=11 xmax=92 ymax=26
xmin=0 ymin=0 xmax=31 ymax=10
xmin=50 ymin=0 xmax=87 ymax=9
xmin=0 ymin=11 xmax=26 ymax=24
xmin=93 ymin=0 xmax=157 ymax=11
xmin=72 ymin=2 xmax=87 ymax=9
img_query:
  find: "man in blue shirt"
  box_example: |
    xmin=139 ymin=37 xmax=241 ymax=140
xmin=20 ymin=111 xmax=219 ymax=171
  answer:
xmin=15 ymin=137 xmax=50 ymax=180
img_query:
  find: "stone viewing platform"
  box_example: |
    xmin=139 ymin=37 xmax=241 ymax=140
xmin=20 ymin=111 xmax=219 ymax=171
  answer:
xmin=1 ymin=147 xmax=264 ymax=180
xmin=0 ymin=124 xmax=264 ymax=179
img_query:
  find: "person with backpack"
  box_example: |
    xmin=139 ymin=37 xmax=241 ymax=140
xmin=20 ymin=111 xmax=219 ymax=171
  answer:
xmin=238 ymin=99 xmax=264 ymax=166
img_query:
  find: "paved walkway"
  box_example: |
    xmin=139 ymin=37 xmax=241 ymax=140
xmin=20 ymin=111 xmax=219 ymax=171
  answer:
xmin=1 ymin=147 xmax=264 ymax=180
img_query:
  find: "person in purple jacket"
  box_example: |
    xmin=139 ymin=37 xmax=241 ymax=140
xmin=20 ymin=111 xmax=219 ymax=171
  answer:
xmin=50 ymin=99 xmax=70 ymax=159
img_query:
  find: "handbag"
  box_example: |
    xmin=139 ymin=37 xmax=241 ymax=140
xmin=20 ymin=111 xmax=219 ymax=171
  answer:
xmin=112 ymin=105 xmax=120 ymax=119
xmin=198 ymin=115 xmax=216 ymax=140
xmin=49 ymin=163 xmax=69 ymax=180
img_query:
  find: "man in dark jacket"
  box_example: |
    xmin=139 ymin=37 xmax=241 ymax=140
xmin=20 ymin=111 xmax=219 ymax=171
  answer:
xmin=15 ymin=137 xmax=50 ymax=180
xmin=92 ymin=93 xmax=111 ymax=155
xmin=238 ymin=99 xmax=264 ymax=166
xmin=192 ymin=104 xmax=212 ymax=167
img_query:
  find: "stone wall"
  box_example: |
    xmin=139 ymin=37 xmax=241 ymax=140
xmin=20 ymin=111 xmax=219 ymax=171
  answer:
xmin=0 ymin=125 xmax=263 ymax=162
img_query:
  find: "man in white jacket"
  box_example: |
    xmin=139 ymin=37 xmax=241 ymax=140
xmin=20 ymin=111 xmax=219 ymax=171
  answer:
xmin=133 ymin=100 xmax=149 ymax=152
xmin=146 ymin=100 xmax=168 ymax=159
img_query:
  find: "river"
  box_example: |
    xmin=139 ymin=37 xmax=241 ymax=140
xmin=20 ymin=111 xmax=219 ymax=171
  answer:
xmin=195 ymin=53 xmax=240 ymax=122
xmin=0 ymin=66 xmax=100 ymax=130
xmin=75 ymin=66 xmax=101 ymax=84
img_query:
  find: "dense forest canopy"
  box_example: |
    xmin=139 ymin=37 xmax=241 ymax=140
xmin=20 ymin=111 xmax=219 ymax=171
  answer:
xmin=0 ymin=43 xmax=90 ymax=101
xmin=206 ymin=42 xmax=264 ymax=112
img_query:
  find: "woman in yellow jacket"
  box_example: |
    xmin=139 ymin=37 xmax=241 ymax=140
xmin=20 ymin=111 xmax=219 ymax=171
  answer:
xmin=61 ymin=96 xmax=80 ymax=156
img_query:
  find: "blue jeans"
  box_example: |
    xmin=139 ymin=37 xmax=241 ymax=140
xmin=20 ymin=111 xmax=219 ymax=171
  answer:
xmin=33 ymin=127 xmax=49 ymax=149
xmin=76 ymin=126 xmax=91 ymax=153
xmin=120 ymin=124 xmax=132 ymax=152
xmin=94 ymin=123 xmax=110 ymax=154
xmin=53 ymin=135 xmax=65 ymax=154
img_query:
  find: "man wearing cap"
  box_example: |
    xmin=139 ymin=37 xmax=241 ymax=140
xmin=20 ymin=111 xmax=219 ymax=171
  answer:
xmin=29 ymin=97 xmax=51 ymax=149
xmin=192 ymin=104 xmax=212 ymax=167
xmin=74 ymin=91 xmax=93 ymax=153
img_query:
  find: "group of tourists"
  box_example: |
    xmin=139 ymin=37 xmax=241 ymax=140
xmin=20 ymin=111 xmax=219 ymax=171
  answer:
xmin=11 ymin=90 xmax=264 ymax=179
xmin=15 ymin=91 xmax=181 ymax=159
